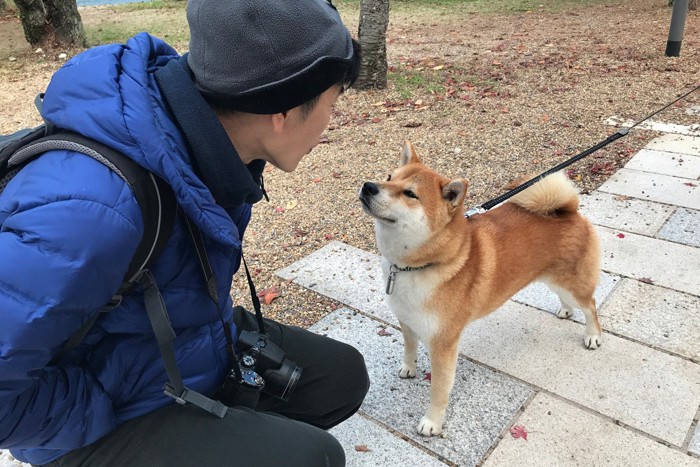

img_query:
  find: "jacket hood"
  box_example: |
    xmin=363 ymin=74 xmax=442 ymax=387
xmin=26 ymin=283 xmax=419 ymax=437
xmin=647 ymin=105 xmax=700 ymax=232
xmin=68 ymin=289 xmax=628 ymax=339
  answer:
xmin=40 ymin=33 xmax=241 ymax=246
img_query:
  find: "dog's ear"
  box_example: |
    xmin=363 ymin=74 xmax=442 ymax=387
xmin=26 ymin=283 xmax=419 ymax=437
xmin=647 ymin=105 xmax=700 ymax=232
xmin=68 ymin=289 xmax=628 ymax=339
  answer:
xmin=442 ymin=179 xmax=468 ymax=208
xmin=400 ymin=140 xmax=422 ymax=166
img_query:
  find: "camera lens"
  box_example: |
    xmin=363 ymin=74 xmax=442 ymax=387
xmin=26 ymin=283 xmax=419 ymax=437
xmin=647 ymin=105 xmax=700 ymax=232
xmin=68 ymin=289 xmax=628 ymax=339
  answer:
xmin=279 ymin=365 xmax=302 ymax=401
xmin=262 ymin=360 xmax=303 ymax=401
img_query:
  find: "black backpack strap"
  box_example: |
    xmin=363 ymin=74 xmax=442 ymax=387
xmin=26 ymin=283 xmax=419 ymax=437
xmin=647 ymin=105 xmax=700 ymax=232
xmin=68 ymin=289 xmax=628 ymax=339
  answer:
xmin=11 ymin=131 xmax=177 ymax=295
xmin=27 ymin=132 xmax=177 ymax=364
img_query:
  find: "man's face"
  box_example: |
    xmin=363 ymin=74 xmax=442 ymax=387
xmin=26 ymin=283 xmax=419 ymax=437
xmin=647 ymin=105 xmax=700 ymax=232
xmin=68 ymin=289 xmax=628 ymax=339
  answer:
xmin=267 ymin=85 xmax=342 ymax=172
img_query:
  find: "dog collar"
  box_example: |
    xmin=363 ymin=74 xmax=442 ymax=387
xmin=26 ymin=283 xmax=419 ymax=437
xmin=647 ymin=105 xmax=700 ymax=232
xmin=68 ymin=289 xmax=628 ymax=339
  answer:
xmin=386 ymin=263 xmax=432 ymax=295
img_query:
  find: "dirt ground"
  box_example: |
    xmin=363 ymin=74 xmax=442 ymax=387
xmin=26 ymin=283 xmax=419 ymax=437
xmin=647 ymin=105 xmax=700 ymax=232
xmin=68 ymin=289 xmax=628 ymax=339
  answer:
xmin=1 ymin=0 xmax=698 ymax=327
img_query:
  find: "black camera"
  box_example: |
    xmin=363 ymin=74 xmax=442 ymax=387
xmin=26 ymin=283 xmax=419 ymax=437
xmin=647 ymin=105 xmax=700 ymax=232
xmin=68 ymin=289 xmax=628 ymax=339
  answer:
xmin=215 ymin=366 xmax=265 ymax=409
xmin=237 ymin=330 xmax=303 ymax=401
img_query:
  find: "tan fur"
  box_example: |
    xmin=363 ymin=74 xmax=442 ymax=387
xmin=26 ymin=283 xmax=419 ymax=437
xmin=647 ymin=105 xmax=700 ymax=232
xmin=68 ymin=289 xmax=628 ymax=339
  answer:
xmin=507 ymin=172 xmax=580 ymax=215
xmin=359 ymin=141 xmax=602 ymax=437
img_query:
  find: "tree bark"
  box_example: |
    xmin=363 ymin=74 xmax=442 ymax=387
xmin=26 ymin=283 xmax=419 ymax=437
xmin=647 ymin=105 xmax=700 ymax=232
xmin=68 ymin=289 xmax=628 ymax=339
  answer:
xmin=356 ymin=0 xmax=389 ymax=90
xmin=14 ymin=0 xmax=86 ymax=48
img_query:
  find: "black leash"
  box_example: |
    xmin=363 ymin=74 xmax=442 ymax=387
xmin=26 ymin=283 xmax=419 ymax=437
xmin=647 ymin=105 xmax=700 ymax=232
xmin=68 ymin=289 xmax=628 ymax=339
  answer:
xmin=465 ymin=84 xmax=700 ymax=218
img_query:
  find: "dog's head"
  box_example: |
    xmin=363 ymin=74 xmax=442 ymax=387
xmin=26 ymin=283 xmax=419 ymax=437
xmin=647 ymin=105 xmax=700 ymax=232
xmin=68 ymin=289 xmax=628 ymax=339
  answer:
xmin=359 ymin=141 xmax=468 ymax=257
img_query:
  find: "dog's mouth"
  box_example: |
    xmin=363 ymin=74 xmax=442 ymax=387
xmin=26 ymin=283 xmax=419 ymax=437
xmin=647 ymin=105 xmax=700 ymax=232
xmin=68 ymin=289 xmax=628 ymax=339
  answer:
xmin=360 ymin=196 xmax=396 ymax=224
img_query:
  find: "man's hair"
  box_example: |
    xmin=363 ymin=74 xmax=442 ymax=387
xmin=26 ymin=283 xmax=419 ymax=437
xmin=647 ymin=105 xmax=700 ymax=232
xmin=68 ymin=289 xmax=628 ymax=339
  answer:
xmin=208 ymin=39 xmax=361 ymax=121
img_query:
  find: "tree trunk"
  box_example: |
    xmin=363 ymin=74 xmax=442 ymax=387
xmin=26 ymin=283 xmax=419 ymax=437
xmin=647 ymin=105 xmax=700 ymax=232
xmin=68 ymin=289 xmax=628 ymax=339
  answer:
xmin=0 ymin=1 xmax=8 ymax=12
xmin=14 ymin=0 xmax=86 ymax=48
xmin=669 ymin=0 xmax=697 ymax=9
xmin=356 ymin=0 xmax=389 ymax=90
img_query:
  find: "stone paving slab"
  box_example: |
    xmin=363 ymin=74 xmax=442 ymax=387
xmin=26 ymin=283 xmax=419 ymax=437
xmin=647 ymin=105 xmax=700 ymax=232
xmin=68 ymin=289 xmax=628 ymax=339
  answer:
xmin=329 ymin=415 xmax=447 ymax=467
xmin=482 ymin=393 xmax=700 ymax=467
xmin=0 ymin=452 xmax=22 ymax=467
xmin=277 ymin=241 xmax=394 ymax=323
xmin=458 ymin=301 xmax=700 ymax=447
xmin=597 ymin=278 xmax=700 ymax=361
xmin=280 ymin=241 xmax=700 ymax=447
xmin=578 ymin=191 xmax=675 ymax=236
xmin=643 ymin=133 xmax=700 ymax=157
xmin=691 ymin=423 xmax=700 ymax=457
xmin=312 ymin=309 xmax=534 ymax=467
xmin=625 ymin=149 xmax=700 ymax=179
xmin=596 ymin=225 xmax=700 ymax=296
xmin=598 ymin=168 xmax=700 ymax=210
xmin=658 ymin=207 xmax=700 ymax=248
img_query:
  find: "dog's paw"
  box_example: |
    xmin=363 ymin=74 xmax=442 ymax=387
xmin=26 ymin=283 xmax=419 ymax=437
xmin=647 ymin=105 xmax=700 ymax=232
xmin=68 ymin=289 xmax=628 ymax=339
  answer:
xmin=399 ymin=363 xmax=417 ymax=378
xmin=556 ymin=306 xmax=573 ymax=319
xmin=417 ymin=416 xmax=443 ymax=437
xmin=584 ymin=333 xmax=602 ymax=349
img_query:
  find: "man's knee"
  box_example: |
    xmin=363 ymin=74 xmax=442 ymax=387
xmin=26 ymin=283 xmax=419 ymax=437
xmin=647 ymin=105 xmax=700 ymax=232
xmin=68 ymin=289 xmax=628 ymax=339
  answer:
xmin=337 ymin=342 xmax=370 ymax=405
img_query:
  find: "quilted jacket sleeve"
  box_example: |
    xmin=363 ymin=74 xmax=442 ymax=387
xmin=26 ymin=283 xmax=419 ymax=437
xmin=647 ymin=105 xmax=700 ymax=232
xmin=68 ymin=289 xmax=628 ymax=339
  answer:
xmin=0 ymin=151 xmax=142 ymax=451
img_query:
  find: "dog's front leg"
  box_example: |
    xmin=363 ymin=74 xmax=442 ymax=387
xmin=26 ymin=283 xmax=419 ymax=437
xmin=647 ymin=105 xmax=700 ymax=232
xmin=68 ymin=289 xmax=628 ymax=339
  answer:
xmin=398 ymin=320 xmax=418 ymax=378
xmin=418 ymin=339 xmax=459 ymax=437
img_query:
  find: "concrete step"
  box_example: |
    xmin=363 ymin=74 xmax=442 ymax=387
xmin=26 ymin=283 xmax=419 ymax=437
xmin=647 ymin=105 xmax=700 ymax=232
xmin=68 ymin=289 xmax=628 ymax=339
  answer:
xmin=598 ymin=168 xmax=700 ymax=210
xmin=597 ymin=225 xmax=700 ymax=296
xmin=643 ymin=134 xmax=700 ymax=157
xmin=329 ymin=414 xmax=448 ymax=467
xmin=482 ymin=393 xmax=700 ymax=467
xmin=625 ymin=148 xmax=700 ymax=179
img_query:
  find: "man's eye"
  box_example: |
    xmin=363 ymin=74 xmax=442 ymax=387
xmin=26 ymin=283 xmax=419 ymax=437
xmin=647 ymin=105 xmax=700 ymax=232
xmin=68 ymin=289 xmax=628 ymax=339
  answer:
xmin=403 ymin=190 xmax=418 ymax=199
xmin=386 ymin=174 xmax=392 ymax=181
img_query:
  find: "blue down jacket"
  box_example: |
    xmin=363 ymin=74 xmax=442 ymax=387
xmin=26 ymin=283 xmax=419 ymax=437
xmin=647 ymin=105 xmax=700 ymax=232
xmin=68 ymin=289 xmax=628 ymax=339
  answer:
xmin=0 ymin=34 xmax=254 ymax=464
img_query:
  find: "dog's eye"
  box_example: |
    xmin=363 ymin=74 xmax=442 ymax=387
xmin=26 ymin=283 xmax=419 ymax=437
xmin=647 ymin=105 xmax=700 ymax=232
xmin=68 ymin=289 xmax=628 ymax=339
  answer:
xmin=403 ymin=190 xmax=418 ymax=199
xmin=386 ymin=174 xmax=392 ymax=181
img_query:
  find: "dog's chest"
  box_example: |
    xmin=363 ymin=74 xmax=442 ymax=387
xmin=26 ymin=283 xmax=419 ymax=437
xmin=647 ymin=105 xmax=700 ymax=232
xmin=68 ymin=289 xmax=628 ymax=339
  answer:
xmin=382 ymin=259 xmax=439 ymax=340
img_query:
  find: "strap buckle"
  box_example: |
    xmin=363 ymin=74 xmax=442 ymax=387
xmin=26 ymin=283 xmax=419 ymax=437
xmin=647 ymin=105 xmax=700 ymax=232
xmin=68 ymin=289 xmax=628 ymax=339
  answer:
xmin=101 ymin=294 xmax=123 ymax=312
xmin=164 ymin=384 xmax=188 ymax=405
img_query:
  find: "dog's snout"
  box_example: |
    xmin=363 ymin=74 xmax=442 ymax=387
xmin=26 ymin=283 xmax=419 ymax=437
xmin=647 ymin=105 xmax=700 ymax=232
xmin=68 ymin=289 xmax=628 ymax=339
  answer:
xmin=361 ymin=182 xmax=380 ymax=197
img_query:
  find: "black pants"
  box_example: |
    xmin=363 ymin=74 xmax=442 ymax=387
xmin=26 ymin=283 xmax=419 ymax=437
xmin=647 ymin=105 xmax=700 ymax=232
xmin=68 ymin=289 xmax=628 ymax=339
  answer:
xmin=46 ymin=308 xmax=369 ymax=467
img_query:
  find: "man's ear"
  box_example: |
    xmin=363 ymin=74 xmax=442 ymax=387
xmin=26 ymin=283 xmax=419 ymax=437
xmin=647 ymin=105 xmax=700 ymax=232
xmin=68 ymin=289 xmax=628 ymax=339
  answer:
xmin=271 ymin=111 xmax=289 ymax=135
xmin=400 ymin=140 xmax=422 ymax=166
xmin=442 ymin=179 xmax=468 ymax=208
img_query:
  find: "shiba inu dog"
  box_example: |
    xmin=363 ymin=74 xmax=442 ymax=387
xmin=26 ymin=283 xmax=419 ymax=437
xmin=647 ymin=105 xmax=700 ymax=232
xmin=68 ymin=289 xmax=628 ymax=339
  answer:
xmin=359 ymin=141 xmax=602 ymax=437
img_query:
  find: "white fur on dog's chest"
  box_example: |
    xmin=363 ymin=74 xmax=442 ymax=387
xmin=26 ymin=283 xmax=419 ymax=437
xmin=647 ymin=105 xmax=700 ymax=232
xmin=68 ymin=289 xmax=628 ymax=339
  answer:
xmin=382 ymin=258 xmax=439 ymax=342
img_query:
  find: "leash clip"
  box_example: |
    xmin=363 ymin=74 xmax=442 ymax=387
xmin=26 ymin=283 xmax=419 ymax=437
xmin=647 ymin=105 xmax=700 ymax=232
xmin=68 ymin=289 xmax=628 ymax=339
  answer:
xmin=465 ymin=206 xmax=486 ymax=218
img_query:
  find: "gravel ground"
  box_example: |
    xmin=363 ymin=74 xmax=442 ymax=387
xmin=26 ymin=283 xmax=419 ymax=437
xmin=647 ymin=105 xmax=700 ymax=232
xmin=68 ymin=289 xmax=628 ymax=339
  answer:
xmin=1 ymin=0 xmax=699 ymax=329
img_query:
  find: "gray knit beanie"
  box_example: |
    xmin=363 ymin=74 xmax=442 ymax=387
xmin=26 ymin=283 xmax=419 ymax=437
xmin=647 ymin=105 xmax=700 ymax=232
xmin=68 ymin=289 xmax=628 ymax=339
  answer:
xmin=186 ymin=0 xmax=359 ymax=114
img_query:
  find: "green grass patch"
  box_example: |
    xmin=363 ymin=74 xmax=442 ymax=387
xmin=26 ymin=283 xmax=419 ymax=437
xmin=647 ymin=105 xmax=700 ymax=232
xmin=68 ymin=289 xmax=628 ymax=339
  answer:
xmin=108 ymin=0 xmax=186 ymax=13
xmin=389 ymin=67 xmax=445 ymax=100
xmin=85 ymin=16 xmax=188 ymax=47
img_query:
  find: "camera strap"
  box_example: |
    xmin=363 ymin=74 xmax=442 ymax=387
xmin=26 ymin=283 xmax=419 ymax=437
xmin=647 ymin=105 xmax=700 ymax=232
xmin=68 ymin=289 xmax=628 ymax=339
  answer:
xmin=140 ymin=213 xmax=271 ymax=417
xmin=182 ymin=216 xmax=269 ymax=402
xmin=240 ymin=255 xmax=267 ymax=333
xmin=139 ymin=267 xmax=228 ymax=418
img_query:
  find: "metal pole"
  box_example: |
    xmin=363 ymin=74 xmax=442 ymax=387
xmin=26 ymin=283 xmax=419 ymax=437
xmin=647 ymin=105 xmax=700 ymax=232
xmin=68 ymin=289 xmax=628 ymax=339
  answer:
xmin=666 ymin=0 xmax=689 ymax=56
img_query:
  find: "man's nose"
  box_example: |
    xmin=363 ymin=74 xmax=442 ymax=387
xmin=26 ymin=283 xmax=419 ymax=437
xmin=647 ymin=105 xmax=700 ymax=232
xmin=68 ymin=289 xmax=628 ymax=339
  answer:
xmin=361 ymin=182 xmax=379 ymax=196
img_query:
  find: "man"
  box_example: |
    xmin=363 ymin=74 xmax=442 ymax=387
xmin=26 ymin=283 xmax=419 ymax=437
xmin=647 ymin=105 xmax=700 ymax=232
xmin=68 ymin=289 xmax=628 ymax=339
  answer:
xmin=0 ymin=0 xmax=368 ymax=465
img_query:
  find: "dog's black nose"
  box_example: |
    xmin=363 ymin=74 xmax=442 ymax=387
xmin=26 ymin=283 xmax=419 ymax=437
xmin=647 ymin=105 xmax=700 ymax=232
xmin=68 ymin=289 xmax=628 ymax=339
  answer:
xmin=361 ymin=182 xmax=379 ymax=196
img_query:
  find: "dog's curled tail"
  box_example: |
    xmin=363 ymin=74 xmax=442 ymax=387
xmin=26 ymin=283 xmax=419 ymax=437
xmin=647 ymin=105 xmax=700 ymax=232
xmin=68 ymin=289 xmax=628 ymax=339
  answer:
xmin=505 ymin=171 xmax=579 ymax=216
